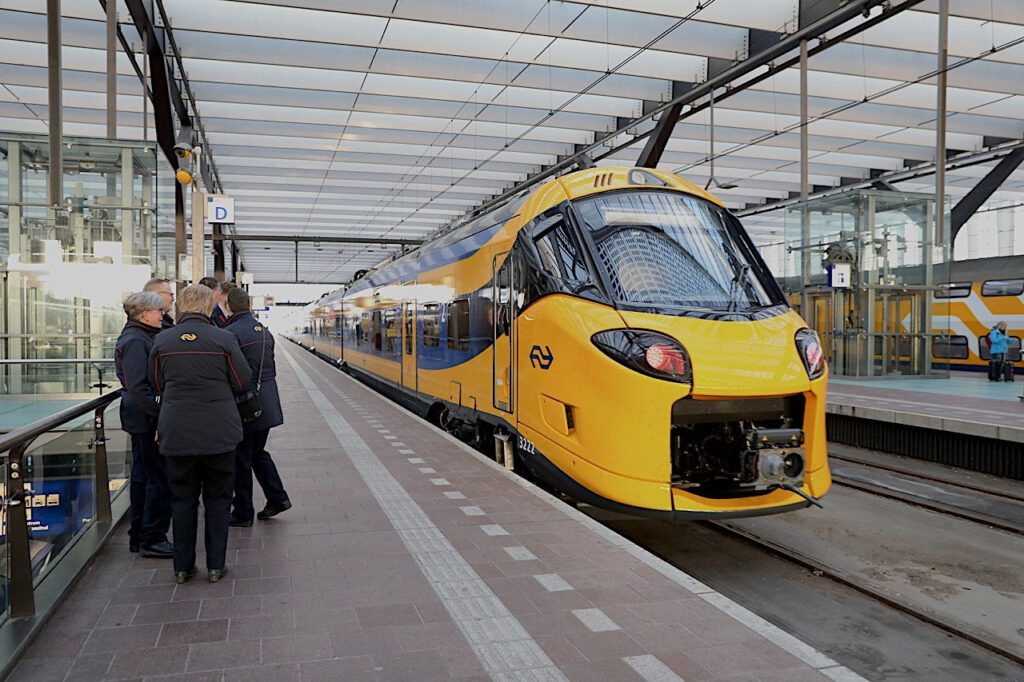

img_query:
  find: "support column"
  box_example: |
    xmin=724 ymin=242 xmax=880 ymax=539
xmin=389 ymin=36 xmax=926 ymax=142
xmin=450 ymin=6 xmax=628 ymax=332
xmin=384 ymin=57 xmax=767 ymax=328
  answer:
xmin=191 ymin=188 xmax=205 ymax=284
xmin=106 ymin=0 xmax=117 ymax=138
xmin=121 ymin=148 xmax=132 ymax=263
xmin=7 ymin=143 xmax=22 ymax=393
xmin=174 ymin=181 xmax=186 ymax=295
xmin=799 ymin=39 xmax=811 ymax=319
xmin=932 ymin=0 xmax=949 ymax=280
xmin=47 ymin=0 xmax=63 ymax=211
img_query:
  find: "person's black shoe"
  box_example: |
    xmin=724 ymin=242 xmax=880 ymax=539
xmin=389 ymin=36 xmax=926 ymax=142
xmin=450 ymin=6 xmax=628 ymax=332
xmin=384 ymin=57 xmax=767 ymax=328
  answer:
xmin=229 ymin=516 xmax=253 ymax=528
xmin=140 ymin=541 xmax=174 ymax=558
xmin=208 ymin=567 xmax=229 ymax=583
xmin=257 ymin=500 xmax=292 ymax=520
xmin=174 ymin=567 xmax=197 ymax=584
xmin=129 ymin=541 xmax=140 ymax=553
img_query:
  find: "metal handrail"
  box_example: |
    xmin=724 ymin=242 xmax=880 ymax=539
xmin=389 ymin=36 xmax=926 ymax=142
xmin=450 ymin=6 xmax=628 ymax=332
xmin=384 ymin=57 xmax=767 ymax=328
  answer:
xmin=0 ymin=389 xmax=122 ymax=618
xmin=0 ymin=359 xmax=115 ymax=365
xmin=0 ymin=359 xmax=118 ymax=394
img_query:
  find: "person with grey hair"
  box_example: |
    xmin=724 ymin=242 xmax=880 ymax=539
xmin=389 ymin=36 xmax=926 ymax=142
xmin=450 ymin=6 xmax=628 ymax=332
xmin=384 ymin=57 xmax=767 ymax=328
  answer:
xmin=143 ymin=277 xmax=175 ymax=329
xmin=150 ymin=283 xmax=252 ymax=583
xmin=115 ymin=291 xmax=173 ymax=558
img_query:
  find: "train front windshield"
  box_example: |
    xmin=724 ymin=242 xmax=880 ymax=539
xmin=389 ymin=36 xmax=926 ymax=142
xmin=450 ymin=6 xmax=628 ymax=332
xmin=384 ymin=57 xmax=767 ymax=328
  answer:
xmin=573 ymin=190 xmax=781 ymax=313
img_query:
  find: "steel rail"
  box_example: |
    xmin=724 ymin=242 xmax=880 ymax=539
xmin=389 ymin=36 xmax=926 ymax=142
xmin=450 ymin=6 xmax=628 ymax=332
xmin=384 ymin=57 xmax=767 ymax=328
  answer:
xmin=829 ymin=452 xmax=1024 ymax=504
xmin=830 ymin=475 xmax=1024 ymax=535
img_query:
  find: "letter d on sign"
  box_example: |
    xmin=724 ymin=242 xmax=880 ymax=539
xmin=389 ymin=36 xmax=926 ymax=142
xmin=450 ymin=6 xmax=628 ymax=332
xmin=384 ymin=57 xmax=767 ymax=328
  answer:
xmin=216 ymin=207 xmax=227 ymax=221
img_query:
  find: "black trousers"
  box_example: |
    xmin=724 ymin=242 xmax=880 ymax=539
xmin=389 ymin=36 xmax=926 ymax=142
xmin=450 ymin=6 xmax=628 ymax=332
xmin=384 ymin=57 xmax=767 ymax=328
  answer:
xmin=233 ymin=428 xmax=289 ymax=522
xmin=128 ymin=432 xmax=171 ymax=547
xmin=166 ymin=452 xmax=234 ymax=572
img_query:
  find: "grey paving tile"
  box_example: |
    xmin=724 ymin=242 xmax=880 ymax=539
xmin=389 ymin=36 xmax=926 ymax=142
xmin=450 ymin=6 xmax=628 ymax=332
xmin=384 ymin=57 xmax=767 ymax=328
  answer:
xmin=107 ymin=645 xmax=189 ymax=678
xmin=158 ymin=618 xmax=229 ymax=646
xmin=185 ymin=638 xmax=261 ymax=672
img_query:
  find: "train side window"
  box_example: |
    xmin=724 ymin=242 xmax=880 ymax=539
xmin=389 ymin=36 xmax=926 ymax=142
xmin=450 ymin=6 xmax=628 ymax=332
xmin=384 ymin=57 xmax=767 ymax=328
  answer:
xmin=533 ymin=218 xmax=590 ymax=288
xmin=935 ymin=281 xmax=971 ymax=299
xmin=383 ymin=308 xmax=399 ymax=356
xmin=422 ymin=304 xmax=441 ymax=347
xmin=448 ymin=299 xmax=470 ymax=352
xmin=931 ymin=335 xmax=968 ymax=360
xmin=978 ymin=335 xmax=1022 ymax=361
xmin=981 ymin=279 xmax=1024 ymax=297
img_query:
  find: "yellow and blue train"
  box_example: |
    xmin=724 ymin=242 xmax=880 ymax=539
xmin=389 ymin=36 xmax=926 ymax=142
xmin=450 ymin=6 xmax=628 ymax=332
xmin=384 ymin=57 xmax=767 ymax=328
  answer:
xmin=293 ymin=166 xmax=831 ymax=519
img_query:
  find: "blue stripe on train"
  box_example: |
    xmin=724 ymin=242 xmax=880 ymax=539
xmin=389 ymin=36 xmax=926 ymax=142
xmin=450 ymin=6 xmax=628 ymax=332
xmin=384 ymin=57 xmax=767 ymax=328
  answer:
xmin=347 ymin=221 xmax=508 ymax=295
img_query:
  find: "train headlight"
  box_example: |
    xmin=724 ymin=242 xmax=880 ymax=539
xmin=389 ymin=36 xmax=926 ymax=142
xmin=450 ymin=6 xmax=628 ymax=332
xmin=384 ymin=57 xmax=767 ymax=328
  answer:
xmin=795 ymin=328 xmax=826 ymax=379
xmin=591 ymin=329 xmax=692 ymax=383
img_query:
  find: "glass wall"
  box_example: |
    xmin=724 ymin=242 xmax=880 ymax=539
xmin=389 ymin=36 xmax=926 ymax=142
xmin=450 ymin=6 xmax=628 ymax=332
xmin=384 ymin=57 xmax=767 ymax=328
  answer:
xmin=782 ymin=189 xmax=951 ymax=378
xmin=1 ymin=134 xmax=159 ymax=396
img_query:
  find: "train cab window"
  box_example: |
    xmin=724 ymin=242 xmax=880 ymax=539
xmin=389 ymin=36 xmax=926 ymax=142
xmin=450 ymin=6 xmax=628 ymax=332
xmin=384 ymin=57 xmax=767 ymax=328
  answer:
xmin=574 ymin=190 xmax=781 ymax=312
xmin=931 ymin=335 xmax=968 ymax=360
xmin=422 ymin=304 xmax=441 ymax=347
xmin=981 ymin=279 xmax=1024 ymax=297
xmin=979 ymin=335 xmax=1022 ymax=362
xmin=447 ymin=299 xmax=470 ymax=352
xmin=935 ymin=282 xmax=971 ymax=299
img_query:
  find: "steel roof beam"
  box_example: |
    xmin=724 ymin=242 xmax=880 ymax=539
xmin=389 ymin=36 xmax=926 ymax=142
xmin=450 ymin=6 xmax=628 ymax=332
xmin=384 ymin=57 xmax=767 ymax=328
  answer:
xmin=950 ymin=146 xmax=1024 ymax=243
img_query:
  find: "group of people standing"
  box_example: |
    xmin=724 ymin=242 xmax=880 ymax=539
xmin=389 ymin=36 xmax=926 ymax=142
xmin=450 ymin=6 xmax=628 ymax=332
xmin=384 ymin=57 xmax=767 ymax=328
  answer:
xmin=115 ymin=277 xmax=291 ymax=584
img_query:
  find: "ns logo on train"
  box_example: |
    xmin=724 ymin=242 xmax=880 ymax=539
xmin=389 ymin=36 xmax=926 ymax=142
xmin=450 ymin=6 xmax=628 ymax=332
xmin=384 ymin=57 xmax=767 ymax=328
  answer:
xmin=529 ymin=345 xmax=554 ymax=370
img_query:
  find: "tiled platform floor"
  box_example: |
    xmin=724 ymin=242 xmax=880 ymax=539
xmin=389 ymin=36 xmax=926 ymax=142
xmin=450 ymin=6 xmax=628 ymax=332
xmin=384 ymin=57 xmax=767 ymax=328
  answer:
xmin=12 ymin=340 xmax=858 ymax=681
xmin=828 ymin=372 xmax=1024 ymax=435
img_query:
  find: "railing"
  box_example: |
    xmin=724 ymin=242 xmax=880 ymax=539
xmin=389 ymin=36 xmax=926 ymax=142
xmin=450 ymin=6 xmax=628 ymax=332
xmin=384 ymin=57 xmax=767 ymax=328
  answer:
xmin=0 ymin=389 xmax=125 ymax=624
xmin=0 ymin=358 xmax=118 ymax=397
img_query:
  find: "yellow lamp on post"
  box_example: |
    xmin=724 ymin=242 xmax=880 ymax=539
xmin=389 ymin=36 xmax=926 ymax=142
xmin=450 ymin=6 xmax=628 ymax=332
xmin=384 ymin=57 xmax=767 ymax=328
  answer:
xmin=175 ymin=168 xmax=193 ymax=185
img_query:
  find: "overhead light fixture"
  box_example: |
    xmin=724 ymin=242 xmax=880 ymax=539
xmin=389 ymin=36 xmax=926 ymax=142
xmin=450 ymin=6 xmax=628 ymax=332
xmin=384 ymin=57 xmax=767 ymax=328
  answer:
xmin=703 ymin=90 xmax=739 ymax=192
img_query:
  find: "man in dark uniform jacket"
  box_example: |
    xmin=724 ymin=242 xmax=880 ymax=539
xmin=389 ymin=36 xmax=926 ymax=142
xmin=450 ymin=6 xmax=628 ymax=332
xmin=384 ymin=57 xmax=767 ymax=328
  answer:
xmin=115 ymin=292 xmax=173 ymax=558
xmin=198 ymin=276 xmax=229 ymax=327
xmin=222 ymin=288 xmax=291 ymax=525
xmin=149 ymin=284 xmax=251 ymax=584
xmin=143 ymin=277 xmax=175 ymax=329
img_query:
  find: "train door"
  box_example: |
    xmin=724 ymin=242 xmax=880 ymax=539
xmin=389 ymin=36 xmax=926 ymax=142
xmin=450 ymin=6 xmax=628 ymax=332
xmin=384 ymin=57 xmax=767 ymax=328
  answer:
xmin=402 ymin=294 xmax=417 ymax=392
xmin=492 ymin=253 xmax=514 ymax=413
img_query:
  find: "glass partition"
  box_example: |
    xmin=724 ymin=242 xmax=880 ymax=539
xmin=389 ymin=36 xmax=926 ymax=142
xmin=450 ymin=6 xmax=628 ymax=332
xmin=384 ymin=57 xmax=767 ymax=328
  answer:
xmin=783 ymin=189 xmax=951 ymax=378
xmin=0 ymin=134 xmax=159 ymax=398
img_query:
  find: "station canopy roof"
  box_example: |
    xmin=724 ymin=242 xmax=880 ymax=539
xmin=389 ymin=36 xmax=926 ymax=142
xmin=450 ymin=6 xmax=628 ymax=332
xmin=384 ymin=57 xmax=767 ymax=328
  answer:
xmin=1 ymin=0 xmax=1023 ymax=283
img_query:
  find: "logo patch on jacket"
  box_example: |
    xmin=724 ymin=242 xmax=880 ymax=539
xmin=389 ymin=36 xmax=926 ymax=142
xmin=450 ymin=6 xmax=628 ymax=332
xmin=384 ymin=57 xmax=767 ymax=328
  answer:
xmin=254 ymin=325 xmax=263 ymax=332
xmin=180 ymin=333 xmax=197 ymax=341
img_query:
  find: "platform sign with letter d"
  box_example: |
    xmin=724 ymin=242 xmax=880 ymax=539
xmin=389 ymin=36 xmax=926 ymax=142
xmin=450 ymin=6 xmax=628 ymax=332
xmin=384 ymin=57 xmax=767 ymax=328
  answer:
xmin=207 ymin=195 xmax=235 ymax=224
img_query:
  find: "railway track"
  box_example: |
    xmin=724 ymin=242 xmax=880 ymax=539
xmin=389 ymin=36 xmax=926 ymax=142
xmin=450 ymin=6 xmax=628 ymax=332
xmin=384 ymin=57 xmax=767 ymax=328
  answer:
xmin=828 ymin=452 xmax=1024 ymax=535
xmin=706 ymin=518 xmax=1024 ymax=669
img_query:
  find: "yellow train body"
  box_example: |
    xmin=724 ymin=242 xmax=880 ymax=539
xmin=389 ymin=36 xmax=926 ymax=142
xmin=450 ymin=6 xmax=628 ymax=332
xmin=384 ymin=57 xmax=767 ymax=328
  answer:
xmin=297 ymin=166 xmax=831 ymax=519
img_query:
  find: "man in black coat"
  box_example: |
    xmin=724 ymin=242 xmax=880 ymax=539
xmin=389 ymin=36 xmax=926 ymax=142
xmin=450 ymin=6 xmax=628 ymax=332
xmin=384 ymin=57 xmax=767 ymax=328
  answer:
xmin=143 ymin=277 xmax=176 ymax=329
xmin=149 ymin=284 xmax=252 ymax=584
xmin=115 ymin=291 xmax=173 ymax=558
xmin=223 ymin=287 xmax=291 ymax=526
